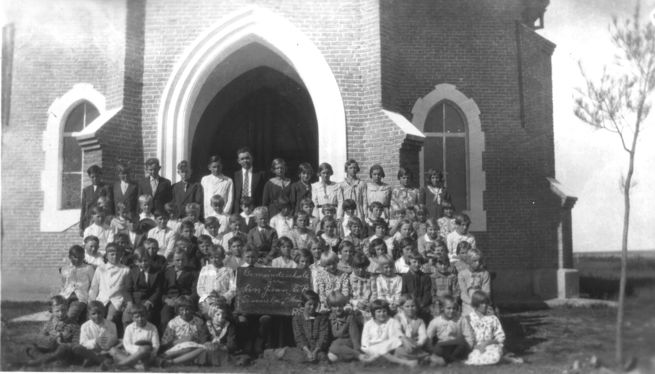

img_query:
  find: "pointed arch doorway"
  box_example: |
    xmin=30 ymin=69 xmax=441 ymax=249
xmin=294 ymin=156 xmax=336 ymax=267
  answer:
xmin=158 ymin=7 xmax=346 ymax=182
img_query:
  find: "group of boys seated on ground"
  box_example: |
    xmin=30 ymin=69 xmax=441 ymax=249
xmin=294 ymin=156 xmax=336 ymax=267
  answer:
xmin=25 ymin=155 xmax=506 ymax=369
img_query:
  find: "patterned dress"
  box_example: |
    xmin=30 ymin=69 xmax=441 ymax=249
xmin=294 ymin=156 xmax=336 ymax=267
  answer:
xmin=161 ymin=315 xmax=209 ymax=355
xmin=463 ymin=312 xmax=505 ymax=365
xmin=391 ymin=187 xmax=419 ymax=216
xmin=337 ymin=178 xmax=367 ymax=220
xmin=315 ymin=269 xmax=350 ymax=312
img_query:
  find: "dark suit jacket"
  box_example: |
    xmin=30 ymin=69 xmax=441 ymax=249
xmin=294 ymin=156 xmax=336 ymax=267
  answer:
xmin=161 ymin=267 xmax=199 ymax=302
xmin=171 ymin=180 xmax=203 ymax=219
xmin=112 ymin=181 xmax=138 ymax=217
xmin=137 ymin=176 xmax=173 ymax=214
xmin=233 ymin=169 xmax=265 ymax=213
xmin=79 ymin=183 xmax=112 ymax=230
xmin=401 ymin=270 xmax=432 ymax=312
xmin=127 ymin=267 xmax=163 ymax=306
xmin=246 ymin=226 xmax=278 ymax=258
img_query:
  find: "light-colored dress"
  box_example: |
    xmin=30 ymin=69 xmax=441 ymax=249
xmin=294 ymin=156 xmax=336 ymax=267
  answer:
xmin=463 ymin=312 xmax=505 ymax=365
xmin=311 ymin=181 xmax=340 ymax=220
xmin=365 ymin=182 xmax=392 ymax=211
xmin=375 ymin=274 xmax=402 ymax=307
xmin=201 ymin=174 xmax=234 ymax=215
xmin=361 ymin=317 xmax=403 ymax=356
xmin=337 ymin=178 xmax=367 ymax=220
xmin=458 ymin=268 xmax=491 ymax=316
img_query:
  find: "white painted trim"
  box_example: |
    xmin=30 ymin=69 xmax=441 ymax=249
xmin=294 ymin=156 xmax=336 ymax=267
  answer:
xmin=383 ymin=109 xmax=425 ymax=140
xmin=411 ymin=83 xmax=487 ymax=231
xmin=158 ymin=6 xmax=347 ymax=182
xmin=41 ymin=84 xmax=107 ymax=232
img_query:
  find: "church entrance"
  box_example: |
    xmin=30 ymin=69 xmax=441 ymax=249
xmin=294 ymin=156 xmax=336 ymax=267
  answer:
xmin=190 ymin=66 xmax=318 ymax=180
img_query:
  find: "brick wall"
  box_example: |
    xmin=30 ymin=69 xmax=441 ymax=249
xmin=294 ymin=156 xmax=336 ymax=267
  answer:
xmin=379 ymin=0 xmax=560 ymax=296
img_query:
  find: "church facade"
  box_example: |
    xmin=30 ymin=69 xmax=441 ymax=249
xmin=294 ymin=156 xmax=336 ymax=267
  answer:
xmin=2 ymin=0 xmax=570 ymax=300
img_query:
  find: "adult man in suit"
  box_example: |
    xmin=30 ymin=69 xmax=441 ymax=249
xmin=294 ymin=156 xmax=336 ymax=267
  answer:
xmin=79 ymin=165 xmax=112 ymax=236
xmin=112 ymin=163 xmax=138 ymax=219
xmin=137 ymin=158 xmax=172 ymax=215
xmin=171 ymin=160 xmax=203 ymax=219
xmin=233 ymin=147 xmax=265 ymax=213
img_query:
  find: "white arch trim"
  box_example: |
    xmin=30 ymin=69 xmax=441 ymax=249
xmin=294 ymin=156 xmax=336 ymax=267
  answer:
xmin=158 ymin=6 xmax=347 ymax=182
xmin=41 ymin=83 xmax=107 ymax=232
xmin=411 ymin=83 xmax=486 ymax=231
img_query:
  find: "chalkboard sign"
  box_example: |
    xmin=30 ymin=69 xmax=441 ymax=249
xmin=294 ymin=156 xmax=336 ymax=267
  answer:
xmin=235 ymin=267 xmax=312 ymax=316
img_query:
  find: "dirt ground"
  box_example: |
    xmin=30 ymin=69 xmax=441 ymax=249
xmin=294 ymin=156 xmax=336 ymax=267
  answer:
xmin=2 ymin=255 xmax=655 ymax=373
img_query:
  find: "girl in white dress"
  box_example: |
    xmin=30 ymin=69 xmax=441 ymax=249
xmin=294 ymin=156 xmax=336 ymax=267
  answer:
xmin=360 ymin=299 xmax=419 ymax=367
xmin=201 ymin=155 xmax=234 ymax=216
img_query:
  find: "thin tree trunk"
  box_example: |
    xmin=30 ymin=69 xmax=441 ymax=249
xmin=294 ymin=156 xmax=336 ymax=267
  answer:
xmin=616 ymin=147 xmax=635 ymax=366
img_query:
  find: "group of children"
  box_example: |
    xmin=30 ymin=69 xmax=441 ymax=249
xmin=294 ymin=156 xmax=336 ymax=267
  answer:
xmin=26 ymin=153 xmax=506 ymax=369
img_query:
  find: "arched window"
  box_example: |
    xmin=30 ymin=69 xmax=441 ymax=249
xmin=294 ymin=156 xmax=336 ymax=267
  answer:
xmin=61 ymin=101 xmax=99 ymax=209
xmin=423 ymin=101 xmax=468 ymax=210
xmin=412 ymin=83 xmax=486 ymax=231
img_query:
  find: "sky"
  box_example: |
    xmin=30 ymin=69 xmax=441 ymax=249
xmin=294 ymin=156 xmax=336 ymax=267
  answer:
xmin=539 ymin=0 xmax=655 ymax=252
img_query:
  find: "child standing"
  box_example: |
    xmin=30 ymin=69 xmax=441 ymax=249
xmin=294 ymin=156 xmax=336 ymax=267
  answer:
xmin=391 ymin=167 xmax=419 ymax=220
xmin=271 ymin=236 xmax=298 ymax=268
xmin=160 ymin=296 xmax=210 ymax=366
xmin=365 ymin=164 xmax=391 ymax=220
xmin=360 ymin=299 xmax=418 ymax=367
xmin=375 ymin=256 xmax=402 ymax=312
xmin=269 ymin=197 xmax=294 ymax=239
xmin=400 ymin=253 xmax=433 ymax=321
xmin=171 ymin=160 xmax=203 ymax=220
xmin=289 ymin=162 xmax=313 ymax=214
xmin=337 ymin=159 xmax=367 ymax=220
xmin=458 ymin=248 xmax=491 ymax=316
xmin=315 ymin=251 xmax=350 ymax=312
xmin=88 ymin=243 xmax=130 ymax=335
xmin=137 ymin=158 xmax=173 ymax=215
xmin=201 ymin=155 xmax=234 ymax=216
xmin=262 ymin=158 xmax=291 ymax=217
xmin=419 ymin=169 xmax=451 ymax=220
xmin=348 ymin=252 xmax=376 ymax=318
xmin=319 ymin=216 xmax=341 ymax=254
xmin=58 ymin=245 xmax=95 ymax=322
xmin=437 ymin=201 xmax=456 ymax=239
xmin=24 ymin=296 xmax=80 ymax=367
xmin=462 ymin=291 xmax=505 ymax=365
xmin=446 ymin=214 xmax=476 ymax=261
xmin=84 ymin=206 xmax=114 ymax=251
xmin=147 ymin=210 xmax=176 ymax=258
xmin=197 ymin=246 xmax=236 ymax=318
xmin=289 ymin=211 xmax=315 ymax=250
xmin=426 ymin=295 xmax=468 ymax=364
xmin=326 ymin=291 xmax=362 ymax=362
xmin=311 ymin=163 xmax=340 ymax=220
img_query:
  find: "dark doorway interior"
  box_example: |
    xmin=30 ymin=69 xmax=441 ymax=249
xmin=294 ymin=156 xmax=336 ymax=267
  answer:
xmin=191 ymin=66 xmax=318 ymax=181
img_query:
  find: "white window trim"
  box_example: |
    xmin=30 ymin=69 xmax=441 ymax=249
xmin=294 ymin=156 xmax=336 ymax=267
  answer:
xmin=41 ymin=84 xmax=106 ymax=232
xmin=411 ymin=83 xmax=487 ymax=231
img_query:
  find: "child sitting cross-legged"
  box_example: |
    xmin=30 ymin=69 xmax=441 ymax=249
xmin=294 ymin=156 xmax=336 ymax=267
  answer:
xmin=393 ymin=294 xmax=431 ymax=363
xmin=160 ymin=295 xmax=210 ymax=366
xmin=272 ymin=290 xmax=330 ymax=363
xmin=426 ymin=295 xmax=468 ymax=364
xmin=72 ymin=301 xmax=118 ymax=368
xmin=24 ymin=296 xmax=80 ymax=367
xmin=326 ymin=291 xmax=362 ymax=363
xmin=360 ymin=299 xmax=418 ymax=367
xmin=108 ymin=303 xmax=160 ymax=370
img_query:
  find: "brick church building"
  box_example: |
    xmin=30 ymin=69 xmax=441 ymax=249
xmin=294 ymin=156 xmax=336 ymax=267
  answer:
xmin=2 ymin=0 xmax=575 ymax=300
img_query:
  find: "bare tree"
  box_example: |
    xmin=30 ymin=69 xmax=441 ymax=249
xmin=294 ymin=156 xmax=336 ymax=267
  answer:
xmin=574 ymin=3 xmax=654 ymax=367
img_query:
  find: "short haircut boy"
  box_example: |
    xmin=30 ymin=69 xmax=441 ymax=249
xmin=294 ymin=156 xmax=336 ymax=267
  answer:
xmin=341 ymin=199 xmax=356 ymax=212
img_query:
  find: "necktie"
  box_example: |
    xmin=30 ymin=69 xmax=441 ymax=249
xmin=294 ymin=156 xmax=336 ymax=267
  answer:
xmin=144 ymin=271 xmax=148 ymax=284
xmin=184 ymin=182 xmax=188 ymax=192
xmin=244 ymin=170 xmax=250 ymax=197
xmin=150 ymin=178 xmax=157 ymax=193
xmin=121 ymin=182 xmax=127 ymax=194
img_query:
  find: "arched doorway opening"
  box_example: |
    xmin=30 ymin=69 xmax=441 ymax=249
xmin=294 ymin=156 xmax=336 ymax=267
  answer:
xmin=190 ymin=66 xmax=318 ymax=179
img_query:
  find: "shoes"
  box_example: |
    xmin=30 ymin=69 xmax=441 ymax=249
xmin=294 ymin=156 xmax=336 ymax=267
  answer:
xmin=327 ymin=352 xmax=338 ymax=362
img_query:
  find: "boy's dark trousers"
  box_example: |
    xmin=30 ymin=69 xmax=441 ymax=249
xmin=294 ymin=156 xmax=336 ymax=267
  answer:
xmin=71 ymin=345 xmax=110 ymax=365
xmin=428 ymin=337 xmax=469 ymax=363
xmin=236 ymin=314 xmax=272 ymax=357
